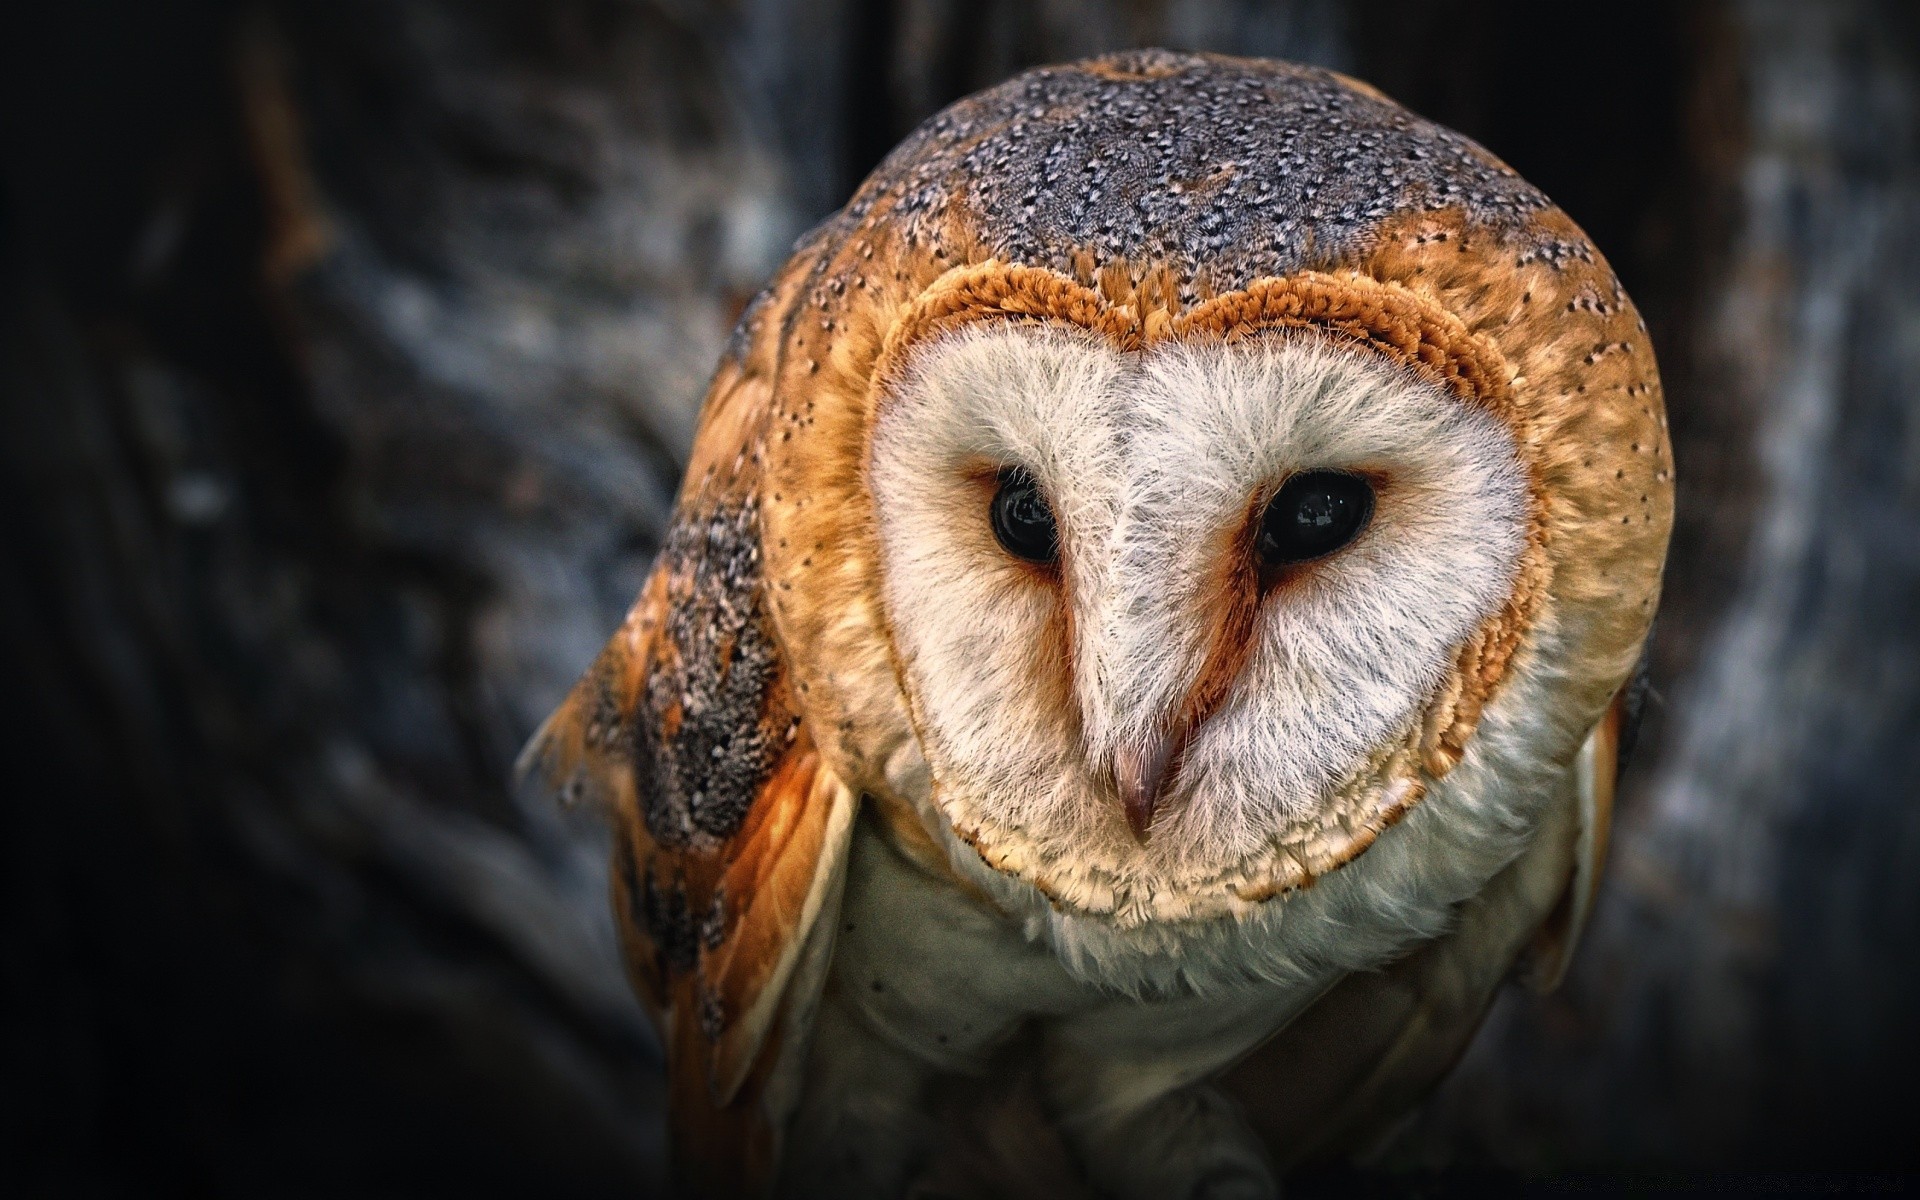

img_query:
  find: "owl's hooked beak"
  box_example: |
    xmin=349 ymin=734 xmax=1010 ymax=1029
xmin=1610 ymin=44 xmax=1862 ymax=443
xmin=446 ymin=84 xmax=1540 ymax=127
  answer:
xmin=1113 ymin=725 xmax=1185 ymax=842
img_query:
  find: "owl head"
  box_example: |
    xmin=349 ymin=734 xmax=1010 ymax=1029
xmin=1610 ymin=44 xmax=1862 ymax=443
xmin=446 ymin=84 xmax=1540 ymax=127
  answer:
xmin=736 ymin=51 xmax=1669 ymax=952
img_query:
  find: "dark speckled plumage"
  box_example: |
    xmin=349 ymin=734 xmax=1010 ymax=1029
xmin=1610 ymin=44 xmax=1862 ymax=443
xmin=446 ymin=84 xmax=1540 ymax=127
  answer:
xmin=845 ymin=50 xmax=1553 ymax=294
xmin=636 ymin=499 xmax=783 ymax=848
xmin=640 ymin=862 xmax=699 ymax=974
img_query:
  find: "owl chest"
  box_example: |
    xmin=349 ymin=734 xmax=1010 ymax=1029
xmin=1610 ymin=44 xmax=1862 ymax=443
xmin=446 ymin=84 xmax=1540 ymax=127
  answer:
xmin=814 ymin=811 xmax=1312 ymax=1089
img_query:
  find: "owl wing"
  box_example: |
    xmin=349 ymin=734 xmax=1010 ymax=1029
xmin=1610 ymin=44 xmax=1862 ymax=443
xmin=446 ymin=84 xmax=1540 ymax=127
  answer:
xmin=519 ymin=253 xmax=859 ymax=1197
xmin=1221 ymin=672 xmax=1644 ymax=1166
xmin=1522 ymin=656 xmax=1645 ymax=993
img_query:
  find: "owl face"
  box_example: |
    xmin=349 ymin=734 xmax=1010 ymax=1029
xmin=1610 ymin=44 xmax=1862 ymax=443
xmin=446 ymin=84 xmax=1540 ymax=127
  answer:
xmin=868 ymin=321 xmax=1533 ymax=923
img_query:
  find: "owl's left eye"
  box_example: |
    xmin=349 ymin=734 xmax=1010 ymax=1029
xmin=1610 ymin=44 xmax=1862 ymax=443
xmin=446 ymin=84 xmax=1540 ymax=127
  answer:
xmin=989 ymin=467 xmax=1059 ymax=564
xmin=1258 ymin=470 xmax=1375 ymax=567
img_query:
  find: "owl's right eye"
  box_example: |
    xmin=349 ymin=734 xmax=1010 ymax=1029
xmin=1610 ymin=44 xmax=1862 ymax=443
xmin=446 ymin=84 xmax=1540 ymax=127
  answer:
xmin=989 ymin=468 xmax=1059 ymax=564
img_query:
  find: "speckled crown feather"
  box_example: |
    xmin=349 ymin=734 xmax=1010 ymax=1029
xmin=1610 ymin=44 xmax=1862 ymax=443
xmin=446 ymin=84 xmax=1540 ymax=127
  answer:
xmin=823 ymin=49 xmax=1574 ymax=298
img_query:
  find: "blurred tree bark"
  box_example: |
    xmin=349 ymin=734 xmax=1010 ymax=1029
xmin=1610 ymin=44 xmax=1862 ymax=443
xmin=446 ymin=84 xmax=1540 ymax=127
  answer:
xmin=1394 ymin=0 xmax=1920 ymax=1174
xmin=2 ymin=0 xmax=1913 ymax=1193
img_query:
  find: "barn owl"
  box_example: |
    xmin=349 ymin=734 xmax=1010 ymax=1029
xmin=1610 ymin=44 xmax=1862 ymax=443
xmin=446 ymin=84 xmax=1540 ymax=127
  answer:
xmin=525 ymin=50 xmax=1672 ymax=1199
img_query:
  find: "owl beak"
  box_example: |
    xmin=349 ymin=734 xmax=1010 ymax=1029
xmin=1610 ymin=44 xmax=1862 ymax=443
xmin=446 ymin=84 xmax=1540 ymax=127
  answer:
xmin=1114 ymin=728 xmax=1181 ymax=842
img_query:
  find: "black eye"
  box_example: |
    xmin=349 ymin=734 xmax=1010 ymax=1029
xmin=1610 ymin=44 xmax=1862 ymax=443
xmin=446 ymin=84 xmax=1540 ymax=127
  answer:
xmin=990 ymin=467 xmax=1059 ymax=564
xmin=1258 ymin=470 xmax=1375 ymax=567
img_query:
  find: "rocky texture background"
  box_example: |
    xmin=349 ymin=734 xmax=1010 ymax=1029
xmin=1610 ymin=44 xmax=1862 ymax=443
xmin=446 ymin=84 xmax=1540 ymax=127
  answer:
xmin=2 ymin=0 xmax=1913 ymax=1192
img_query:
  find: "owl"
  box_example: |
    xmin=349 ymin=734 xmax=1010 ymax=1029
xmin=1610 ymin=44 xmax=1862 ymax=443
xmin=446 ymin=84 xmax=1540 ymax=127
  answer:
xmin=525 ymin=50 xmax=1672 ymax=1199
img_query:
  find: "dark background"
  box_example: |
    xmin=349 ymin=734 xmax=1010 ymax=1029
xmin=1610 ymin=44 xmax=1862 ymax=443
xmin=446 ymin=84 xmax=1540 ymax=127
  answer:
xmin=2 ymin=0 xmax=1915 ymax=1194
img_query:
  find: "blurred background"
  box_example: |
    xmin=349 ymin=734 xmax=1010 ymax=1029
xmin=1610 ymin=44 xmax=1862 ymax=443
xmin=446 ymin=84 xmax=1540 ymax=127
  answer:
xmin=2 ymin=0 xmax=1915 ymax=1194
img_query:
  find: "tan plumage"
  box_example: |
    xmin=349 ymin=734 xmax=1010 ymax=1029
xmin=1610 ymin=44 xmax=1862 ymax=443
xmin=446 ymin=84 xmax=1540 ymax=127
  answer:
xmin=524 ymin=50 xmax=1671 ymax=1198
